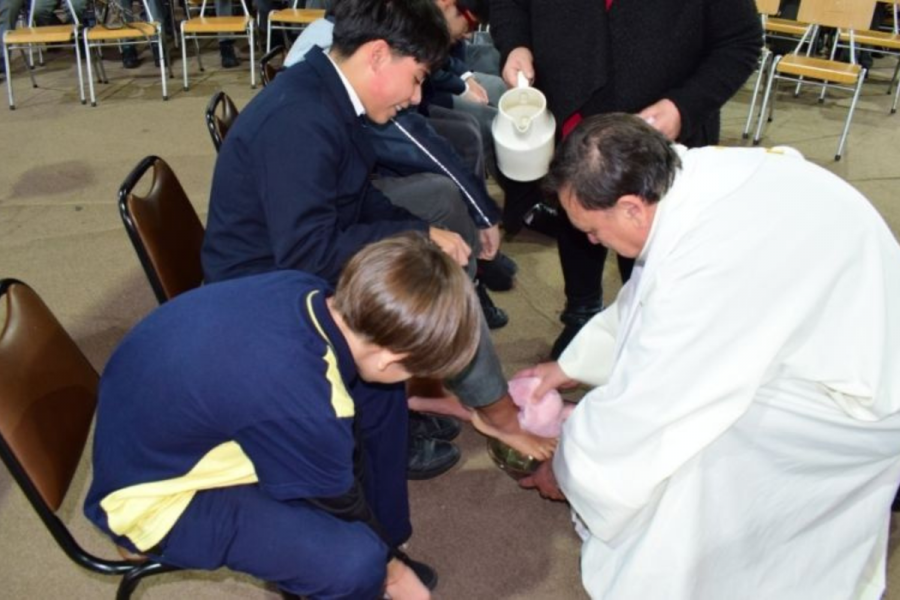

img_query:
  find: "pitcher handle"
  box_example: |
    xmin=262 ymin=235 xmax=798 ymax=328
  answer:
xmin=516 ymin=71 xmax=529 ymax=89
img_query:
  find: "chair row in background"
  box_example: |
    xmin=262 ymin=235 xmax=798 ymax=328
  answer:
xmin=744 ymin=0 xmax=900 ymax=160
xmin=1 ymin=0 xmax=321 ymax=109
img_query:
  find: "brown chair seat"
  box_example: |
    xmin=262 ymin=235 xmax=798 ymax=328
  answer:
xmin=268 ymin=8 xmax=324 ymax=24
xmin=5 ymin=25 xmax=74 ymax=44
xmin=776 ymin=54 xmax=863 ymax=84
xmin=85 ymin=23 xmax=159 ymax=40
xmin=182 ymin=16 xmax=252 ymax=33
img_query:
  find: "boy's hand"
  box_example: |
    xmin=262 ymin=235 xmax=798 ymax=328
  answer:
xmin=519 ymin=460 xmax=566 ymax=501
xmin=478 ymin=225 xmax=501 ymax=260
xmin=463 ymin=78 xmax=489 ymax=104
xmin=385 ymin=557 xmax=431 ymax=600
xmin=429 ymin=227 xmax=471 ymax=267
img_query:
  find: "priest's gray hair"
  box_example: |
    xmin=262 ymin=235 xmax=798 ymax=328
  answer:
xmin=545 ymin=113 xmax=681 ymax=210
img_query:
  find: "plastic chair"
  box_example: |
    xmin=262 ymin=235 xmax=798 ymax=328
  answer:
xmin=83 ymin=0 xmax=171 ymax=106
xmin=266 ymin=5 xmax=323 ymax=53
xmin=118 ymin=156 xmax=205 ymax=303
xmin=1 ymin=0 xmax=85 ymax=109
xmin=0 ymin=278 xmax=182 ymax=599
xmin=753 ymin=0 xmax=877 ymax=160
xmin=260 ymin=43 xmax=285 ymax=86
xmin=204 ymin=89 xmax=239 ymax=151
xmin=833 ymin=0 xmax=900 ymax=113
xmin=180 ymin=0 xmax=256 ymax=89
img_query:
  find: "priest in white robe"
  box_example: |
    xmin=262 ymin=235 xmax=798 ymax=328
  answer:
xmin=522 ymin=113 xmax=900 ymax=600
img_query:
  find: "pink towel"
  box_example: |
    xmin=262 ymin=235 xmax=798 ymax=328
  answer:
xmin=508 ymin=377 xmax=574 ymax=438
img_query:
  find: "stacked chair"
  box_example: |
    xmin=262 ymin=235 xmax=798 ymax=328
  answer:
xmin=180 ymin=0 xmax=256 ymax=90
xmin=751 ymin=0 xmax=877 ymax=160
xmin=2 ymin=0 xmax=85 ymax=109
xmin=82 ymin=0 xmax=171 ymax=106
xmin=265 ymin=4 xmax=322 ymax=53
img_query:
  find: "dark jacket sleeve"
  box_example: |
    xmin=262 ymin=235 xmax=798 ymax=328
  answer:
xmin=253 ymin=108 xmax=427 ymax=285
xmin=490 ymin=0 xmax=534 ymax=59
xmin=662 ymin=0 xmax=762 ymax=141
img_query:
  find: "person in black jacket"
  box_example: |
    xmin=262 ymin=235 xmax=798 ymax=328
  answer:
xmin=490 ymin=0 xmax=762 ymax=358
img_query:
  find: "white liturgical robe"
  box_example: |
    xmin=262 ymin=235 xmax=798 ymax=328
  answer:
xmin=555 ymin=146 xmax=900 ymax=600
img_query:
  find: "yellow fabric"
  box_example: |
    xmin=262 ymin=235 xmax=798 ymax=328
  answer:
xmin=305 ymin=291 xmax=354 ymax=418
xmin=100 ymin=441 xmax=258 ymax=551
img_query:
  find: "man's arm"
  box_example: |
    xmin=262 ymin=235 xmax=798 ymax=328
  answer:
xmin=489 ymin=0 xmax=533 ymax=60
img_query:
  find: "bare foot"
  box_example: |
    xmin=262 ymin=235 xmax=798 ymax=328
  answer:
xmin=408 ymin=394 xmax=473 ymax=422
xmin=472 ymin=395 xmax=557 ymax=460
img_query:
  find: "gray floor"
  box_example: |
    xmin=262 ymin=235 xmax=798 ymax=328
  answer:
xmin=1 ymin=45 xmax=900 ymax=599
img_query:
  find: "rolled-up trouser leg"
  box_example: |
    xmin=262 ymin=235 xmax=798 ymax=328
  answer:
xmin=445 ymin=316 xmax=508 ymax=408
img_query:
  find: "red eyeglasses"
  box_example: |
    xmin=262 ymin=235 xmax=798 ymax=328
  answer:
xmin=460 ymin=8 xmax=479 ymax=32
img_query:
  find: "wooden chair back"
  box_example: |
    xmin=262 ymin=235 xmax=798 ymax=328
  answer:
xmin=798 ymin=0 xmax=877 ymax=30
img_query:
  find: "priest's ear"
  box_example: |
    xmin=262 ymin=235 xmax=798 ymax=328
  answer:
xmin=617 ymin=194 xmax=648 ymax=220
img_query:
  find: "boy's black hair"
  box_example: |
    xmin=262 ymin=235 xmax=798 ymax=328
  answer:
xmin=331 ymin=0 xmax=450 ymax=70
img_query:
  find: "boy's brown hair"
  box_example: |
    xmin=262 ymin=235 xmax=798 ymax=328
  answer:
xmin=333 ymin=232 xmax=481 ymax=379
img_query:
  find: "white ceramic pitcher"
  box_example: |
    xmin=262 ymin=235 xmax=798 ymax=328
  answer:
xmin=491 ymin=72 xmax=557 ymax=182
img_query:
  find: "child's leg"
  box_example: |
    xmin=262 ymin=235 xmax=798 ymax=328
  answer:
xmin=154 ymin=485 xmax=389 ymax=598
xmin=353 ymin=381 xmax=413 ymax=547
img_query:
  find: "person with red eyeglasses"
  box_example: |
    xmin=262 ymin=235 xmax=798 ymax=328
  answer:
xmin=491 ymin=0 xmax=762 ymax=361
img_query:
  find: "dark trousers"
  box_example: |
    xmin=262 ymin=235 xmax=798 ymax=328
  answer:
xmin=148 ymin=382 xmax=409 ymax=598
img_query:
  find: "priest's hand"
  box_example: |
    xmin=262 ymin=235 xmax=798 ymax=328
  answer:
xmin=513 ymin=361 xmax=578 ymax=402
xmin=519 ymin=460 xmax=566 ymax=501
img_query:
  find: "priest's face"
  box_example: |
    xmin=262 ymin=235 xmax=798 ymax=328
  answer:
xmin=558 ymin=186 xmax=652 ymax=258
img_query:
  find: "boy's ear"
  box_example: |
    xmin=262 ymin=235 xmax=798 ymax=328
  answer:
xmin=367 ymin=39 xmax=392 ymax=72
xmin=377 ymin=349 xmax=408 ymax=372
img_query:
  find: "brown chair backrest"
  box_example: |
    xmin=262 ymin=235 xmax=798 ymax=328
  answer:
xmin=260 ymin=45 xmax=287 ymax=88
xmin=118 ymin=156 xmax=205 ymax=304
xmin=0 ymin=279 xmax=97 ymax=512
xmin=798 ymin=0 xmax=877 ymax=30
xmin=204 ymin=91 xmax=240 ymax=153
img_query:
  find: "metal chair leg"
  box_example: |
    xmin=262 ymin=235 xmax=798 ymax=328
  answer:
xmin=4 ymin=44 xmax=14 ymax=109
xmin=743 ymin=48 xmax=770 ymax=139
xmin=835 ymin=69 xmax=866 ymax=161
xmin=754 ymin=56 xmax=780 ymax=146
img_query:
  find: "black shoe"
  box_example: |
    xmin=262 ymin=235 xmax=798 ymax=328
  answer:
xmin=407 ymin=436 xmax=460 ymax=480
xmin=122 ymin=46 xmax=140 ymax=69
xmin=475 ymin=280 xmax=508 ymax=329
xmin=477 ymin=252 xmax=518 ymax=292
xmin=523 ymin=202 xmax=560 ymax=238
xmin=394 ymin=549 xmax=438 ymax=591
xmin=220 ymin=42 xmax=240 ymax=68
xmin=550 ymin=301 xmax=603 ymax=359
xmin=409 ymin=412 xmax=461 ymax=441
